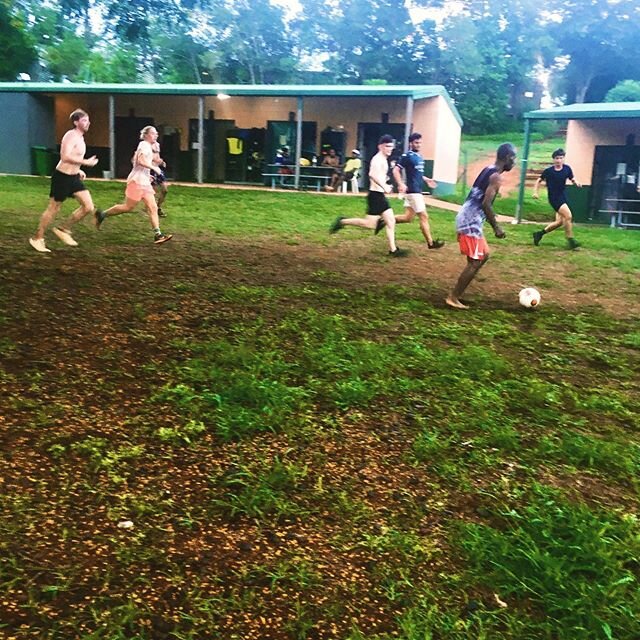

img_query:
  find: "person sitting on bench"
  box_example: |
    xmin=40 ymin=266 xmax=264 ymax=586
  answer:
xmin=325 ymin=149 xmax=362 ymax=192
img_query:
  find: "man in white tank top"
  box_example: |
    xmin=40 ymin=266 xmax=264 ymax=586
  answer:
xmin=329 ymin=134 xmax=408 ymax=257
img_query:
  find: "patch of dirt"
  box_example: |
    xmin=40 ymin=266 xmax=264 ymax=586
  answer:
xmin=465 ymin=153 xmax=521 ymax=196
xmin=0 ymin=231 xmax=638 ymax=639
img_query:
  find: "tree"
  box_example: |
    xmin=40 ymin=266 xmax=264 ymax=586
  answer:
xmin=0 ymin=0 xmax=37 ymax=80
xmin=605 ymin=80 xmax=640 ymax=103
xmin=547 ymin=0 xmax=640 ymax=103
xmin=293 ymin=0 xmax=431 ymax=84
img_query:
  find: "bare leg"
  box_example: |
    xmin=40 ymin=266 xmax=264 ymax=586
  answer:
xmin=58 ymin=190 xmax=95 ymax=231
xmin=103 ymin=197 xmax=139 ymax=218
xmin=341 ymin=215 xmax=379 ymax=230
xmin=417 ymin=211 xmax=434 ymax=245
xmin=33 ymin=199 xmax=62 ymax=240
xmin=155 ymin=184 xmax=168 ymax=209
xmin=446 ymin=256 xmax=488 ymax=309
xmin=556 ymin=203 xmax=574 ymax=238
xmin=395 ymin=206 xmax=416 ymax=224
xmin=141 ymin=192 xmax=160 ymax=230
xmin=381 ymin=208 xmax=398 ymax=253
xmin=543 ymin=210 xmax=564 ymax=234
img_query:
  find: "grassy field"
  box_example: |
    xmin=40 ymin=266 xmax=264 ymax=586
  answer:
xmin=1 ymin=176 xmax=639 ymax=639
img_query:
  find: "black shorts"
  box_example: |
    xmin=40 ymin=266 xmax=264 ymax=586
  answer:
xmin=151 ymin=169 xmax=167 ymax=186
xmin=549 ymin=196 xmax=567 ymax=212
xmin=49 ymin=170 xmax=87 ymax=203
xmin=367 ymin=191 xmax=390 ymax=216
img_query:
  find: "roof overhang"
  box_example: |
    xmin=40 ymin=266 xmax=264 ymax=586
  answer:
xmin=0 ymin=82 xmax=463 ymax=125
xmin=525 ymin=102 xmax=640 ymax=120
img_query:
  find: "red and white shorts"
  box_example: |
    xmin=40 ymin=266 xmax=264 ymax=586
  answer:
xmin=457 ymin=233 xmax=490 ymax=260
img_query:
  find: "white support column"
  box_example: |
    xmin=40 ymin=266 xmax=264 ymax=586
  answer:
xmin=197 ymin=96 xmax=204 ymax=184
xmin=294 ymin=96 xmax=303 ymax=190
xmin=404 ymin=96 xmax=414 ymax=150
xmin=108 ymin=95 xmax=115 ymax=179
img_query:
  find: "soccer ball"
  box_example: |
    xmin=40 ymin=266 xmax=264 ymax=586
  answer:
xmin=519 ymin=287 xmax=541 ymax=308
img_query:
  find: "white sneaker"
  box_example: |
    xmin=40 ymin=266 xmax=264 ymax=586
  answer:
xmin=53 ymin=227 xmax=79 ymax=247
xmin=29 ymin=237 xmax=51 ymax=253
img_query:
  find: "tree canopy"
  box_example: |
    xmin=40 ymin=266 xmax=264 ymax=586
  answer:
xmin=5 ymin=0 xmax=640 ymax=132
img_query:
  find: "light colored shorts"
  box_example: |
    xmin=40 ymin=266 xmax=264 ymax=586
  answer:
xmin=457 ymin=233 xmax=490 ymax=260
xmin=125 ymin=181 xmax=154 ymax=202
xmin=403 ymin=193 xmax=426 ymax=213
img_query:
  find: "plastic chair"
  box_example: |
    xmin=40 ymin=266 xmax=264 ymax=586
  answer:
xmin=341 ymin=173 xmax=360 ymax=193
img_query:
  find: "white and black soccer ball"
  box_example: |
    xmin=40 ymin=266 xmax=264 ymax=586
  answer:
xmin=518 ymin=287 xmax=541 ymax=308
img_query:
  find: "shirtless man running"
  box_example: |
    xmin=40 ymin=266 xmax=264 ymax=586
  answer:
xmin=29 ymin=108 xmax=102 ymax=253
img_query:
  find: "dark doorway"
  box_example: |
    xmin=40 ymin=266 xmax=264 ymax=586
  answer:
xmin=266 ymin=121 xmax=317 ymax=166
xmin=115 ymin=116 xmax=153 ymax=179
xmin=590 ymin=145 xmax=640 ymax=224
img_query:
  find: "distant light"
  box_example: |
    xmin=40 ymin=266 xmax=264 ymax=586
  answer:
xmin=17 ymin=73 xmax=31 ymax=81
xmin=217 ymin=93 xmax=230 ymax=100
xmin=523 ymin=91 xmax=534 ymax=98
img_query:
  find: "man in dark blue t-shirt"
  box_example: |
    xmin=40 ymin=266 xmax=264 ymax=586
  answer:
xmin=532 ymin=148 xmax=581 ymax=249
xmin=389 ymin=132 xmax=444 ymax=249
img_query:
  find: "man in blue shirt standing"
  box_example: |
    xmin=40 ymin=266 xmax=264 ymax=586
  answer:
xmin=390 ymin=132 xmax=444 ymax=249
xmin=532 ymin=148 xmax=581 ymax=250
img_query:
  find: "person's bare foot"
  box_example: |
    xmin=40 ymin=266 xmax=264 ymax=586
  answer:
xmin=445 ymin=296 xmax=469 ymax=310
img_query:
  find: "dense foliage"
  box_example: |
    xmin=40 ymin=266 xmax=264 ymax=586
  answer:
xmin=5 ymin=0 xmax=640 ymax=131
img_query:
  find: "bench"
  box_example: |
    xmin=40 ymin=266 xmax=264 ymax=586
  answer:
xmin=262 ymin=167 xmax=333 ymax=191
xmin=601 ymin=198 xmax=640 ymax=228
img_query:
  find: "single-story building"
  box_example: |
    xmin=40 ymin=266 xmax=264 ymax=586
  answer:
xmin=517 ymin=102 xmax=640 ymax=227
xmin=0 ymin=83 xmax=462 ymax=195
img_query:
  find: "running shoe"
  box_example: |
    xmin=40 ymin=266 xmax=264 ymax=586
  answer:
xmin=329 ymin=216 xmax=344 ymax=234
xmin=94 ymin=209 xmax=107 ymax=229
xmin=532 ymin=230 xmax=544 ymax=246
xmin=154 ymin=232 xmax=173 ymax=244
xmin=53 ymin=227 xmax=79 ymax=247
xmin=428 ymin=239 xmax=445 ymax=249
xmin=374 ymin=217 xmax=386 ymax=235
xmin=29 ymin=237 xmax=51 ymax=253
xmin=389 ymin=248 xmax=409 ymax=257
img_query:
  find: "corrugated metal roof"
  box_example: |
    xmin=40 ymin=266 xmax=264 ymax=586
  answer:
xmin=526 ymin=102 xmax=640 ymax=120
xmin=0 ymin=82 xmax=462 ymax=124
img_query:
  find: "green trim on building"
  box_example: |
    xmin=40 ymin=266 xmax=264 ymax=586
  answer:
xmin=525 ymin=102 xmax=640 ymax=121
xmin=0 ymin=83 xmax=463 ymax=125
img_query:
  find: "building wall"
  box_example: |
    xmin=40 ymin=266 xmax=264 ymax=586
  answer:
xmin=412 ymin=95 xmax=460 ymax=191
xmin=0 ymin=93 xmax=55 ymax=174
xmin=51 ymin=92 xmax=457 ymax=158
xmin=566 ymin=118 xmax=640 ymax=184
xmin=2 ymin=90 xmax=460 ymax=184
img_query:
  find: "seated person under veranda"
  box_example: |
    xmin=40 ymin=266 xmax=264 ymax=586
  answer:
xmin=275 ymin=146 xmax=294 ymax=174
xmin=325 ymin=149 xmax=362 ymax=192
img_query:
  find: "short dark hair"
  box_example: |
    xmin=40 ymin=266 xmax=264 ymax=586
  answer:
xmin=70 ymin=108 xmax=88 ymax=123
xmin=496 ymin=143 xmax=516 ymax=161
xmin=378 ymin=134 xmax=395 ymax=145
xmin=552 ymin=148 xmax=565 ymax=158
xmin=408 ymin=132 xmax=422 ymax=143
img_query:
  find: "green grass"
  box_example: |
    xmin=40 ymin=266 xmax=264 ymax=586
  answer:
xmin=0 ymin=175 xmax=638 ymax=639
xmin=461 ymin=132 xmax=567 ymax=166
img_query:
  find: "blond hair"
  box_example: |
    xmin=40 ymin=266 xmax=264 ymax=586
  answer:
xmin=139 ymin=125 xmax=157 ymax=140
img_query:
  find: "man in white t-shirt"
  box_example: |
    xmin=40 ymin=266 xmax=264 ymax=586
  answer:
xmin=329 ymin=135 xmax=408 ymax=257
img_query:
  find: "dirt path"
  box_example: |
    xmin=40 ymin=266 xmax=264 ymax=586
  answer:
xmin=464 ymin=153 xmax=522 ymax=196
